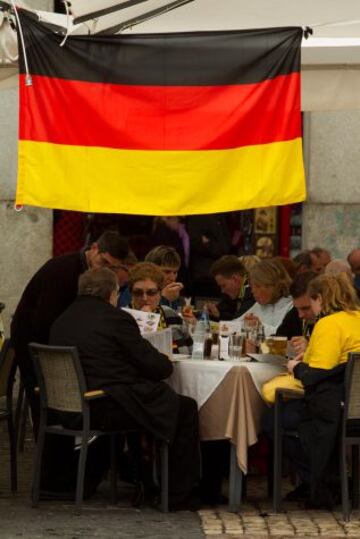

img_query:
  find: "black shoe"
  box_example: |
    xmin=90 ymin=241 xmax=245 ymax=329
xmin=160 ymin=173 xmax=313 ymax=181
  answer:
xmin=285 ymin=483 xmax=310 ymax=502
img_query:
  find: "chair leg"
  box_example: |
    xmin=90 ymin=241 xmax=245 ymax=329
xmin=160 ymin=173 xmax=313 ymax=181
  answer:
xmin=18 ymin=399 xmax=29 ymax=453
xmin=7 ymin=413 xmax=17 ymax=492
xmin=75 ymin=435 xmax=89 ymax=515
xmin=273 ymin=399 xmax=283 ymax=513
xmin=160 ymin=441 xmax=169 ymax=513
xmin=110 ymin=434 xmax=118 ymax=504
xmin=228 ymin=443 xmax=242 ymax=513
xmin=14 ymin=381 xmax=25 ymax=447
xmin=32 ymin=425 xmax=46 ymax=507
xmin=352 ymin=445 xmax=359 ymax=509
xmin=341 ymin=441 xmax=350 ymax=522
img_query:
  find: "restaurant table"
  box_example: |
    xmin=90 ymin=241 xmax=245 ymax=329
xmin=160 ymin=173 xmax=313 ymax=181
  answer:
xmin=167 ymin=357 xmax=285 ymax=511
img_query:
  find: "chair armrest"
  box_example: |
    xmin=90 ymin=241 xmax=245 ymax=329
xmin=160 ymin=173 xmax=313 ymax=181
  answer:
xmin=84 ymin=389 xmax=106 ymax=400
xmin=275 ymin=387 xmax=304 ymax=401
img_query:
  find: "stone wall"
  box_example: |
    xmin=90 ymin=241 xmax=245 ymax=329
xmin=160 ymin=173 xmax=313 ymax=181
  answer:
xmin=302 ymin=110 xmax=360 ymax=258
xmin=0 ymin=1 xmax=53 ymax=334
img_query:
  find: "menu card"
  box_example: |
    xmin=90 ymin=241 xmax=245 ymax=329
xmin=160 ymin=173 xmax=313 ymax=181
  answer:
xmin=122 ymin=308 xmax=160 ymax=334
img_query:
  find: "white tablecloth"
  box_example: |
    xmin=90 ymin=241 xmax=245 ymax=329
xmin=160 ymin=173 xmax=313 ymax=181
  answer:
xmin=168 ymin=358 xmax=285 ymax=409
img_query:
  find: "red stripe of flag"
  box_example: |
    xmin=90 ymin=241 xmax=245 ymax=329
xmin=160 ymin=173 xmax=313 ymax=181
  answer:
xmin=20 ymin=73 xmax=301 ymax=151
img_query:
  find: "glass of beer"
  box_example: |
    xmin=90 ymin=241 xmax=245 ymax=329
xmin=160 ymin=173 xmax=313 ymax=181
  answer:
xmin=266 ymin=336 xmax=287 ymax=356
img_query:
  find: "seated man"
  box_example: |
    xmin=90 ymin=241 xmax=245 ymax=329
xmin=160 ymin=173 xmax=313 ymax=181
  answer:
xmin=276 ymin=271 xmax=318 ymax=354
xmin=207 ymin=255 xmax=254 ymax=320
xmin=49 ymin=267 xmax=200 ymax=509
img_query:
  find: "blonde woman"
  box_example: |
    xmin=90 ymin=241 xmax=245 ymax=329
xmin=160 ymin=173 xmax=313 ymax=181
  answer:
xmin=281 ymin=273 xmax=360 ymax=508
xmin=237 ymin=258 xmax=293 ymax=336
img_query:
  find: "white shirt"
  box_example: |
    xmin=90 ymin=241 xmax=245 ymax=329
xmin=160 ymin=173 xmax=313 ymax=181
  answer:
xmin=236 ymin=296 xmax=293 ymax=337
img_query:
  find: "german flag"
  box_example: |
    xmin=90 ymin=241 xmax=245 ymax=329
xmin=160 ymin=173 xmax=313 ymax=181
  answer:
xmin=17 ymin=11 xmax=305 ymax=215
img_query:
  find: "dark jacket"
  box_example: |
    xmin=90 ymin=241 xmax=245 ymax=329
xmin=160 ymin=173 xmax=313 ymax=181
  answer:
xmin=49 ymin=295 xmax=179 ymax=442
xmin=11 ymin=251 xmax=87 ymax=351
xmin=294 ymin=362 xmax=346 ymax=506
xmin=215 ymin=284 xmax=255 ymax=321
xmin=11 ymin=251 xmax=88 ymax=393
xmin=187 ymin=214 xmax=231 ymax=282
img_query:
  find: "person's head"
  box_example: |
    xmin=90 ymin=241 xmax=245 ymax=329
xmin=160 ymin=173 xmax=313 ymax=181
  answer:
xmin=348 ymin=248 xmax=360 ymax=277
xmin=324 ymin=259 xmax=352 ymax=277
xmin=78 ymin=268 xmax=119 ymax=307
xmin=273 ymin=257 xmax=297 ymax=280
xmin=307 ymin=273 xmax=360 ymax=316
xmin=289 ymin=271 xmax=317 ymax=321
xmin=238 ymin=255 xmax=260 ymax=274
xmin=311 ymin=247 xmax=331 ymax=271
xmin=128 ymin=262 xmax=164 ymax=311
xmin=145 ymin=245 xmax=181 ymax=285
xmin=210 ymin=256 xmax=247 ymax=300
xmin=249 ymin=259 xmax=291 ymax=305
xmin=86 ymin=231 xmax=132 ymax=286
xmin=293 ymin=250 xmax=313 ymax=274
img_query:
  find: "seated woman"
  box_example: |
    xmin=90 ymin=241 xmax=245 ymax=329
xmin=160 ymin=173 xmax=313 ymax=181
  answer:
xmin=236 ymin=258 xmax=293 ymax=336
xmin=127 ymin=262 xmax=192 ymax=355
xmin=275 ymin=273 xmax=360 ymax=506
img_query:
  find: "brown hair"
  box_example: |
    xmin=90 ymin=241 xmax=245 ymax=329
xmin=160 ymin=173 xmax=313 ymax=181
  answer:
xmin=145 ymin=245 xmax=181 ymax=269
xmin=128 ymin=262 xmax=165 ymax=291
xmin=249 ymin=259 xmax=292 ymax=302
xmin=307 ymin=273 xmax=360 ymax=315
xmin=210 ymin=255 xmax=246 ymax=279
xmin=78 ymin=268 xmax=118 ymax=300
xmin=238 ymin=255 xmax=260 ymax=274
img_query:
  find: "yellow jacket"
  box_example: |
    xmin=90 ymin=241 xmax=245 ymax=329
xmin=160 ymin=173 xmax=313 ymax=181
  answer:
xmin=303 ymin=310 xmax=360 ymax=370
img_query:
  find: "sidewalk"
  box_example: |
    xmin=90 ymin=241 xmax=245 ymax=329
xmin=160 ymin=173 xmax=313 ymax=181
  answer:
xmin=1 ymin=424 xmax=360 ymax=538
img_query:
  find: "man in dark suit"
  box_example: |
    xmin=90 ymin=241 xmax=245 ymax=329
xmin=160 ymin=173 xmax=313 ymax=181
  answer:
xmin=206 ymin=255 xmax=255 ymax=321
xmin=11 ymin=230 xmax=132 ymax=430
xmin=49 ymin=267 xmax=200 ymax=509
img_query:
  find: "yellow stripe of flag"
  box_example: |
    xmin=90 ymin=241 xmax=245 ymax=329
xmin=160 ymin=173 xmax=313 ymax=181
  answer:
xmin=17 ymin=139 xmax=306 ymax=215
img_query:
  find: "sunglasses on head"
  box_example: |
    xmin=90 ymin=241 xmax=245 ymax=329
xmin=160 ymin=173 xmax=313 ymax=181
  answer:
xmin=132 ymin=288 xmax=159 ymax=298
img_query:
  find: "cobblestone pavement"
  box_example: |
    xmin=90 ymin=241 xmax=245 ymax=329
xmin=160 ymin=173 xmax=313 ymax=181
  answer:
xmin=1 ymin=424 xmax=360 ymax=538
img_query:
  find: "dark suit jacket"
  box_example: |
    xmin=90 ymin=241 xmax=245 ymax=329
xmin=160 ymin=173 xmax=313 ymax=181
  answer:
xmin=11 ymin=251 xmax=87 ymax=351
xmin=49 ymin=295 xmax=179 ymax=442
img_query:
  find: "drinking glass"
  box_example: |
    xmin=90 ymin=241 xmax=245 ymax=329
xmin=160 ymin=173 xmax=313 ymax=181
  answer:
xmin=229 ymin=333 xmax=244 ymax=360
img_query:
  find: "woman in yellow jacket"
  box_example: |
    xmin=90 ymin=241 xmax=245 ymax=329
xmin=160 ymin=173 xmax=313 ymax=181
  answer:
xmin=286 ymin=273 xmax=360 ymax=507
xmin=288 ymin=272 xmax=360 ymax=374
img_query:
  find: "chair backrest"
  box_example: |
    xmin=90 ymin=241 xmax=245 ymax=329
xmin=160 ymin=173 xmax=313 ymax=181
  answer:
xmin=29 ymin=343 xmax=86 ymax=413
xmin=344 ymin=353 xmax=360 ymax=421
xmin=0 ymin=338 xmax=15 ymax=399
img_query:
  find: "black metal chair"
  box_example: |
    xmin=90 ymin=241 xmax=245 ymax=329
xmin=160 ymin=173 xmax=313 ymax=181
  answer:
xmin=340 ymin=352 xmax=360 ymax=521
xmin=0 ymin=338 xmax=18 ymax=492
xmin=272 ymin=386 xmax=304 ymax=512
xmin=29 ymin=343 xmax=169 ymax=514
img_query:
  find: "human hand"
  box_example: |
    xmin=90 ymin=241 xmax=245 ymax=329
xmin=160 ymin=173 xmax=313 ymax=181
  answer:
xmin=201 ymin=235 xmax=210 ymax=244
xmin=206 ymin=302 xmax=220 ymax=319
xmin=290 ymin=336 xmax=308 ymax=355
xmin=162 ymin=282 xmax=184 ymax=302
xmin=287 ymin=358 xmax=301 ymax=374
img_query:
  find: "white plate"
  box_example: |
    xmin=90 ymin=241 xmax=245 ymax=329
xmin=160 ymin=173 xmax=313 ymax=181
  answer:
xmin=172 ymin=354 xmax=191 ymax=360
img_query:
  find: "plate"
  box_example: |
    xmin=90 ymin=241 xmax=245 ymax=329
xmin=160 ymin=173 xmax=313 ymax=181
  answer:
xmin=172 ymin=354 xmax=191 ymax=360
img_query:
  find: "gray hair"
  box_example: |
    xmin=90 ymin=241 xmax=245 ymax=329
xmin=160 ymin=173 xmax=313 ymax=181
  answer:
xmin=78 ymin=268 xmax=118 ymax=300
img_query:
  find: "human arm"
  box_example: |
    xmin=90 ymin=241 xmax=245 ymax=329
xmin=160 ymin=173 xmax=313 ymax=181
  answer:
xmin=115 ymin=313 xmax=173 ymax=381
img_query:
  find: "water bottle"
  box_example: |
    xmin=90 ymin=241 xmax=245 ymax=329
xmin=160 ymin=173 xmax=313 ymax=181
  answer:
xmin=191 ymin=319 xmax=206 ymax=360
xmin=191 ymin=305 xmax=210 ymax=360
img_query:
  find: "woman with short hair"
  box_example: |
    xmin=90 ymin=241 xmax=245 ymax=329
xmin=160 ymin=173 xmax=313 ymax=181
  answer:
xmin=127 ymin=262 xmax=192 ymax=354
xmin=237 ymin=258 xmax=293 ymax=336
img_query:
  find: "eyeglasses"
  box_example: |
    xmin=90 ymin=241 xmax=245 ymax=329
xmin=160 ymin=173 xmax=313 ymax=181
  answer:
xmin=132 ymin=288 xmax=159 ymax=298
xmin=99 ymin=253 xmax=129 ymax=272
